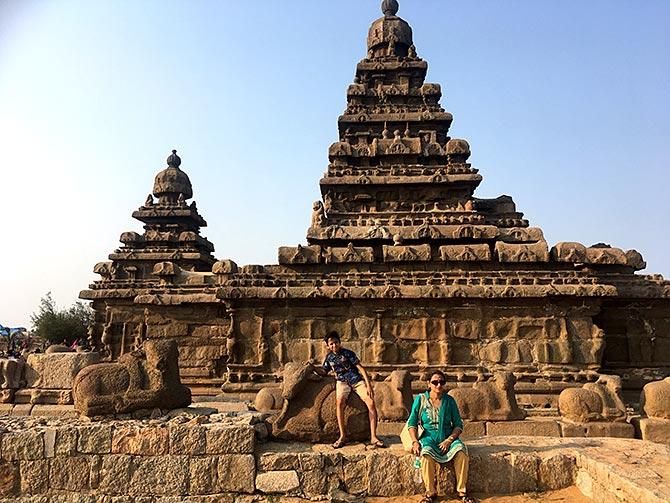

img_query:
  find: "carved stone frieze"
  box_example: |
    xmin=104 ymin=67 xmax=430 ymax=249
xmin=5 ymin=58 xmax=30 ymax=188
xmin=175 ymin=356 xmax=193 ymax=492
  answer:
xmin=383 ymin=244 xmax=431 ymax=262
xmin=498 ymin=227 xmax=545 ymax=243
xmin=585 ymin=246 xmax=628 ymax=266
xmin=551 ymin=242 xmax=587 ymax=263
xmin=324 ymin=243 xmax=374 ymax=264
xmin=278 ymin=245 xmax=321 ymax=265
xmin=439 ymin=244 xmax=491 ymax=262
xmin=496 ymin=241 xmax=550 ymax=263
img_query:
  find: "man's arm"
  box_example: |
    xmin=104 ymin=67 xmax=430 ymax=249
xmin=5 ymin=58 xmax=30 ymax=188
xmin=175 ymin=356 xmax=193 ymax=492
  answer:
xmin=356 ymin=363 xmax=374 ymax=399
xmin=303 ymin=359 xmax=329 ymax=377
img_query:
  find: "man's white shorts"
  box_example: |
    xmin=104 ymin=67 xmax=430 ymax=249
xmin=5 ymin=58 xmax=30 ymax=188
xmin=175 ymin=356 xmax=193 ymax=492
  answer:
xmin=336 ymin=380 xmax=368 ymax=400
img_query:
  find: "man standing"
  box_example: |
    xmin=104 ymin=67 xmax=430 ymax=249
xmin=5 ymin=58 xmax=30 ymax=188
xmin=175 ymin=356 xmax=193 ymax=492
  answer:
xmin=308 ymin=330 xmax=385 ymax=448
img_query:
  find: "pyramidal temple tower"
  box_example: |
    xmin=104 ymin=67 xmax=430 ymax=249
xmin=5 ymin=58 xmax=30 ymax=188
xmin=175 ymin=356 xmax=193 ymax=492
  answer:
xmin=82 ymin=1 xmax=670 ymax=402
xmin=306 ymin=0 xmax=529 ymax=259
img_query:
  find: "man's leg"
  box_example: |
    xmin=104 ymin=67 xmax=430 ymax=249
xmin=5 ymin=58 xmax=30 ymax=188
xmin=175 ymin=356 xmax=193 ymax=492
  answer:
xmin=356 ymin=382 xmax=381 ymax=443
xmin=453 ymin=450 xmax=469 ymax=496
xmin=420 ymin=455 xmax=438 ymax=497
xmin=335 ymin=381 xmax=350 ymax=445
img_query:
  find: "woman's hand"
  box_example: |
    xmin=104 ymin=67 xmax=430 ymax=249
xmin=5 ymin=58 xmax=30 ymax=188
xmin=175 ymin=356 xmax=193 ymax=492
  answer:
xmin=438 ymin=438 xmax=453 ymax=453
xmin=411 ymin=440 xmax=421 ymax=456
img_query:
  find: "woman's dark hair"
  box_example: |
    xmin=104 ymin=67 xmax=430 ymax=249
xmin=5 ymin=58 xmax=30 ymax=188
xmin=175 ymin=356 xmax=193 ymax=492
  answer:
xmin=324 ymin=330 xmax=341 ymax=343
xmin=425 ymin=369 xmax=446 ymax=382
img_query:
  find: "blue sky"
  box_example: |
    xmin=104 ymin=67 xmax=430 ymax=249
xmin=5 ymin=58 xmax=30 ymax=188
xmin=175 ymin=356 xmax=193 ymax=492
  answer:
xmin=1 ymin=0 xmax=668 ymax=328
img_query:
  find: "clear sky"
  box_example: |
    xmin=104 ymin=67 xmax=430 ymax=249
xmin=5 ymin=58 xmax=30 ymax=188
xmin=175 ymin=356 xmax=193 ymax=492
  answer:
xmin=1 ymin=0 xmax=668 ymax=328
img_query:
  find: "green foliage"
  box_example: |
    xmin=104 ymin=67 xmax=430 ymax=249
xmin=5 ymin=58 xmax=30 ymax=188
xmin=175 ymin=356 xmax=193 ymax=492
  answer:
xmin=30 ymin=293 xmax=93 ymax=344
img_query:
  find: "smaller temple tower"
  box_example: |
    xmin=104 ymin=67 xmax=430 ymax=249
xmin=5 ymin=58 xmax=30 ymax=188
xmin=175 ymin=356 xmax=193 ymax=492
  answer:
xmin=101 ymin=150 xmax=216 ymax=282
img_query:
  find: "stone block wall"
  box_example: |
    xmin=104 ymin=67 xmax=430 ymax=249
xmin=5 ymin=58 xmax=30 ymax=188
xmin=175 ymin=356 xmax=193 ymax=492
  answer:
xmin=1 ymin=416 xmax=669 ymax=502
xmin=0 ymin=417 xmax=256 ymax=501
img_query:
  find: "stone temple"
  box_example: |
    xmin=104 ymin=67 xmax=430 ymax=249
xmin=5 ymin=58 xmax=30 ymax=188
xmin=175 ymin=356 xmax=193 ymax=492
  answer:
xmin=80 ymin=1 xmax=670 ymax=407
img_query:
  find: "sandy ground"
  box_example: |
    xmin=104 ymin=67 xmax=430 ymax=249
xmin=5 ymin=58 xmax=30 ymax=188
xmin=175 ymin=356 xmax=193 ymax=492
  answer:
xmin=278 ymin=487 xmax=591 ymax=502
xmin=364 ymin=487 xmax=591 ymax=502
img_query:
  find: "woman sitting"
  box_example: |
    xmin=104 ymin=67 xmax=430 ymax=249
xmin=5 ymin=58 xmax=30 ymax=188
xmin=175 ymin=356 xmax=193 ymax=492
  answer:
xmin=407 ymin=370 xmax=475 ymax=503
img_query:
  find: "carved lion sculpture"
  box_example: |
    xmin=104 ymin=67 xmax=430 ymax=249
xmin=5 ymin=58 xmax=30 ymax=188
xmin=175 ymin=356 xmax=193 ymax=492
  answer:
xmin=270 ymin=361 xmax=369 ymax=442
xmin=558 ymin=374 xmax=626 ymax=423
xmin=448 ymin=371 xmax=526 ymax=421
xmin=73 ymin=339 xmax=191 ymax=416
xmin=640 ymin=376 xmax=670 ymax=419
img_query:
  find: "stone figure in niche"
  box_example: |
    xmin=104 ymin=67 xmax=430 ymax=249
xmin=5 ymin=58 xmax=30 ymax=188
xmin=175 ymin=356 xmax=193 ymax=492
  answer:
xmin=448 ymin=371 xmax=526 ymax=421
xmin=370 ymin=333 xmax=386 ymax=364
xmin=311 ymin=201 xmax=326 ymax=228
xmin=145 ymin=194 xmax=154 ymax=206
xmin=257 ymin=336 xmax=268 ymax=365
xmin=557 ymin=375 xmax=626 ymax=423
xmin=408 ymin=44 xmax=417 ymax=58
xmin=73 ymin=339 xmax=191 ymax=416
xmin=640 ymin=377 xmax=670 ymax=419
xmin=226 ymin=334 xmax=237 ymax=364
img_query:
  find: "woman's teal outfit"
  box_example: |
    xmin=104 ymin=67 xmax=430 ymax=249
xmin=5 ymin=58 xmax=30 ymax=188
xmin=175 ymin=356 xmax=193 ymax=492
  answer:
xmin=407 ymin=391 xmax=467 ymax=462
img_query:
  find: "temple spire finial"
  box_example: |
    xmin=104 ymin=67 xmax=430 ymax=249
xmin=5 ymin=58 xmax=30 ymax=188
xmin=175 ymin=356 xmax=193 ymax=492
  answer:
xmin=382 ymin=0 xmax=399 ymax=17
xmin=167 ymin=149 xmax=181 ymax=168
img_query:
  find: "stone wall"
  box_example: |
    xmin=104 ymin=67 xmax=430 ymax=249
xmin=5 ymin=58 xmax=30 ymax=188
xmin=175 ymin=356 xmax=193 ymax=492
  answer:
xmin=1 ymin=415 xmax=668 ymax=502
xmin=92 ymin=297 xmax=670 ymax=405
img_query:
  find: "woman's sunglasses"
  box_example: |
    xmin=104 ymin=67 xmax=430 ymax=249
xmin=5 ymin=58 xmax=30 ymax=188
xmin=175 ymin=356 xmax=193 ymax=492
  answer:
xmin=430 ymin=380 xmax=446 ymax=386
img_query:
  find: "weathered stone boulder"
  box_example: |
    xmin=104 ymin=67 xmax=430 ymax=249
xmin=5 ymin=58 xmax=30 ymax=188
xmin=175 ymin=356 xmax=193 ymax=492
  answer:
xmin=73 ymin=340 xmax=191 ymax=416
xmin=270 ymin=362 xmax=369 ymax=442
xmin=448 ymin=371 xmax=526 ymax=421
xmin=45 ymin=344 xmax=73 ymax=354
xmin=0 ymin=357 xmax=25 ymax=402
xmin=641 ymin=376 xmax=670 ymax=419
xmin=25 ymin=352 xmax=100 ymax=389
xmin=373 ymin=370 xmax=414 ymax=422
xmin=254 ymin=386 xmax=283 ymax=413
xmin=558 ymin=375 xmax=626 ymax=423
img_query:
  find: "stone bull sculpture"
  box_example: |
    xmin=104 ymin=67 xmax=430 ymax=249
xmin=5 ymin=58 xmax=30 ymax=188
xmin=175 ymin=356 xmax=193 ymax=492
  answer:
xmin=257 ymin=367 xmax=413 ymax=422
xmin=558 ymin=374 xmax=626 ymax=423
xmin=270 ymin=361 xmax=369 ymax=442
xmin=641 ymin=376 xmax=670 ymax=419
xmin=73 ymin=339 xmax=191 ymax=416
xmin=448 ymin=371 xmax=526 ymax=421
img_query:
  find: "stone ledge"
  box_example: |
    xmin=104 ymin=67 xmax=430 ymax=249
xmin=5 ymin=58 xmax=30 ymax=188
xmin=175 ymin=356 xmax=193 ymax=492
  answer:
xmin=486 ymin=419 xmax=561 ymax=437
xmin=631 ymin=417 xmax=670 ymax=445
xmin=560 ymin=421 xmax=635 ymax=438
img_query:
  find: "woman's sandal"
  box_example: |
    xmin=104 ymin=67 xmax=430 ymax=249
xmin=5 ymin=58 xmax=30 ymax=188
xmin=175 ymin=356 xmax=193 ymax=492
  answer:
xmin=419 ymin=496 xmax=434 ymax=503
xmin=460 ymin=495 xmax=476 ymax=503
xmin=331 ymin=438 xmax=347 ymax=449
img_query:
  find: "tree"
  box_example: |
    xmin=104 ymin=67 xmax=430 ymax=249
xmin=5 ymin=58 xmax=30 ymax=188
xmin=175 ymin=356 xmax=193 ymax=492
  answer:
xmin=30 ymin=293 xmax=93 ymax=345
